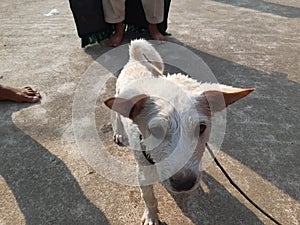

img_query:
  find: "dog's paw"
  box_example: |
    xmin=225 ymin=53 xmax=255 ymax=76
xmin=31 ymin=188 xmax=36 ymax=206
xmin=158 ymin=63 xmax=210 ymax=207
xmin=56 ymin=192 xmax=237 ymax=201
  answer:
xmin=141 ymin=209 xmax=160 ymax=225
xmin=113 ymin=133 xmax=128 ymax=146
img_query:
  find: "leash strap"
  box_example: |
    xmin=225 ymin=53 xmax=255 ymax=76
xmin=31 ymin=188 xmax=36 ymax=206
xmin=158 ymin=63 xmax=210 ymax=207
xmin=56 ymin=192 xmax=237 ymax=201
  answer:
xmin=206 ymin=143 xmax=282 ymax=225
xmin=142 ymin=149 xmax=155 ymax=165
xmin=140 ymin=135 xmax=156 ymax=165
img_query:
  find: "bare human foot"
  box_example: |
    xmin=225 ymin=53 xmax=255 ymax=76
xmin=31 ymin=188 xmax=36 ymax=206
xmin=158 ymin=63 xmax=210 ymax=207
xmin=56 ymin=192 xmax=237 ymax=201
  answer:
xmin=148 ymin=24 xmax=167 ymax=44
xmin=106 ymin=22 xmax=124 ymax=47
xmin=0 ymin=85 xmax=41 ymax=103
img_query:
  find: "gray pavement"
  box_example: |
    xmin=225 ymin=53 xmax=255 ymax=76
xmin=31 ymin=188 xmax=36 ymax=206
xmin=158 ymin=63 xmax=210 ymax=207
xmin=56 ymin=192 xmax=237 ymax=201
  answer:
xmin=0 ymin=0 xmax=299 ymax=224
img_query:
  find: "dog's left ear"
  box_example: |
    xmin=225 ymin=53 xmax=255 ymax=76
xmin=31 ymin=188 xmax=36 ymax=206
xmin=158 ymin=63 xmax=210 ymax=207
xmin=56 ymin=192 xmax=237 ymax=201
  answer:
xmin=104 ymin=94 xmax=149 ymax=120
xmin=200 ymin=87 xmax=255 ymax=113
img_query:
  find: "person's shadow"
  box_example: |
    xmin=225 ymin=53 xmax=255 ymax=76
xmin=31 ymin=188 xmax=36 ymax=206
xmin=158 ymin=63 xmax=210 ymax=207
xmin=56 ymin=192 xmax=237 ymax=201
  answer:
xmin=0 ymin=103 xmax=110 ymax=225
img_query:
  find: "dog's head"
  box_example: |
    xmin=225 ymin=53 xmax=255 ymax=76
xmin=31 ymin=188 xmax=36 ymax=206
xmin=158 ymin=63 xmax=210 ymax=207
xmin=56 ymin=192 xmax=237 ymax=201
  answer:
xmin=105 ymin=83 xmax=254 ymax=193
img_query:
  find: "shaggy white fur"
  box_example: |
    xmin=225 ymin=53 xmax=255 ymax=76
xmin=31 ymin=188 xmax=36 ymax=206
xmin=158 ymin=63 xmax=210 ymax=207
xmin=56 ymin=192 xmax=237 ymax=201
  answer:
xmin=104 ymin=39 xmax=254 ymax=225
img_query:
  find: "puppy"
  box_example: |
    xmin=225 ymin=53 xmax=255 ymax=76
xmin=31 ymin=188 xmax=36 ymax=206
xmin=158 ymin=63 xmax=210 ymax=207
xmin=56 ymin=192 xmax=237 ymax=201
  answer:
xmin=104 ymin=39 xmax=254 ymax=225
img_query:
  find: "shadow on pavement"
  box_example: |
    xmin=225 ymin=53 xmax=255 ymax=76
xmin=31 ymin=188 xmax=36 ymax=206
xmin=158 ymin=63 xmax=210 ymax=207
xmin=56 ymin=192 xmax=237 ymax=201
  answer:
xmin=0 ymin=103 xmax=110 ymax=225
xmin=185 ymin=43 xmax=300 ymax=202
xmin=169 ymin=172 xmax=264 ymax=225
xmin=209 ymin=0 xmax=300 ymax=18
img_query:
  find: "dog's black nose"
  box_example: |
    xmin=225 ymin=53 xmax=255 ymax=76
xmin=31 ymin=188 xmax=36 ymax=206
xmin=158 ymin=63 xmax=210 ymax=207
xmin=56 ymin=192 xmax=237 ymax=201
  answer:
xmin=169 ymin=170 xmax=198 ymax=192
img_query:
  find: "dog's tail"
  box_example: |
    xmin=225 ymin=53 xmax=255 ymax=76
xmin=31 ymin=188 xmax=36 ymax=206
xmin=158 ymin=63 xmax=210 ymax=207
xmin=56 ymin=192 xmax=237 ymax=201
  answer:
xmin=129 ymin=39 xmax=164 ymax=76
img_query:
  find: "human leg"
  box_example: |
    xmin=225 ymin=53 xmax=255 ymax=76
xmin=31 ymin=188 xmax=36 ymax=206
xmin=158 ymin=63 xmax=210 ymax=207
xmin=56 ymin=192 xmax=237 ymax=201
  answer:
xmin=141 ymin=0 xmax=166 ymax=42
xmin=102 ymin=0 xmax=126 ymax=46
xmin=148 ymin=23 xmax=166 ymax=42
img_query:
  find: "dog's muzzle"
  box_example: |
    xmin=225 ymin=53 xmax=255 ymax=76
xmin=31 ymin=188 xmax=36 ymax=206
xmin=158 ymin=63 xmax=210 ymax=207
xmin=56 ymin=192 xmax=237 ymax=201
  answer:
xmin=140 ymin=135 xmax=200 ymax=192
xmin=169 ymin=169 xmax=198 ymax=192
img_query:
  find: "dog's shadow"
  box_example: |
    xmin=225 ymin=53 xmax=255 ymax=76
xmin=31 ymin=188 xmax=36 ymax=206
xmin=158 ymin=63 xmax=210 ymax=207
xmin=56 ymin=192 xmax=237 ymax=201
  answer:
xmin=0 ymin=103 xmax=110 ymax=224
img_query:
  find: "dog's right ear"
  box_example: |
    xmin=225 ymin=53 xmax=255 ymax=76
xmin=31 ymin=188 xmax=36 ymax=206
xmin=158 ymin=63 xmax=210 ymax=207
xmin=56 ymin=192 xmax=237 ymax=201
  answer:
xmin=199 ymin=88 xmax=255 ymax=114
xmin=104 ymin=94 xmax=149 ymax=120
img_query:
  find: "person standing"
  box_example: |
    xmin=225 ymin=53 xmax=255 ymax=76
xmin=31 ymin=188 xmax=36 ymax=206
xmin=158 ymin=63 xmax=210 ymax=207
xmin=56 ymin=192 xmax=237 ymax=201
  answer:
xmin=103 ymin=0 xmax=167 ymax=46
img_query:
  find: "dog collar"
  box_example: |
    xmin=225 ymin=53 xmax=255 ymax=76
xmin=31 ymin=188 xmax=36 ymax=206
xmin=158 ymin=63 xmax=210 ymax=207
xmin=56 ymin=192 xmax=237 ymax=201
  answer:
xmin=140 ymin=135 xmax=156 ymax=165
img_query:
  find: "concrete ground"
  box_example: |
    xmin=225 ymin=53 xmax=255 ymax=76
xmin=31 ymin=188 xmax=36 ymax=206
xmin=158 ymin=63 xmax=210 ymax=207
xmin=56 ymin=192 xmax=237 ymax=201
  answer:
xmin=0 ymin=0 xmax=299 ymax=224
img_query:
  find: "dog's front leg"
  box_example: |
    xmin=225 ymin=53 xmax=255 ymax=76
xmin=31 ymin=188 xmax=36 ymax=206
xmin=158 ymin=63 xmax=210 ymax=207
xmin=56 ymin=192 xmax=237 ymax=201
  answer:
xmin=111 ymin=112 xmax=128 ymax=145
xmin=140 ymin=185 xmax=160 ymax=225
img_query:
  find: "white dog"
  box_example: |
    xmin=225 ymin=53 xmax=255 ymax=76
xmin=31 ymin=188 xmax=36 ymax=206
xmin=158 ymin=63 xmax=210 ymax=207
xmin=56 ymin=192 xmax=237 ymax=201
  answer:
xmin=104 ymin=39 xmax=254 ymax=225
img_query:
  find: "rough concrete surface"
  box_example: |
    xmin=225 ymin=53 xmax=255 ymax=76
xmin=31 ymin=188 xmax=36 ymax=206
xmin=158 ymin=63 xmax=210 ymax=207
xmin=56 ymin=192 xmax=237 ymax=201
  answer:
xmin=0 ymin=0 xmax=299 ymax=225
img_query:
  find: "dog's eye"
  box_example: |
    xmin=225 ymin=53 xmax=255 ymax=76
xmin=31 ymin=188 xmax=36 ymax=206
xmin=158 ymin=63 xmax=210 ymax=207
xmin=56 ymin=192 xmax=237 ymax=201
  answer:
xmin=148 ymin=118 xmax=168 ymax=139
xmin=149 ymin=125 xmax=165 ymax=139
xmin=196 ymin=123 xmax=207 ymax=136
